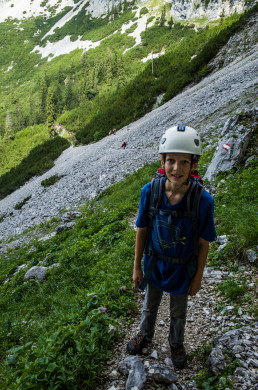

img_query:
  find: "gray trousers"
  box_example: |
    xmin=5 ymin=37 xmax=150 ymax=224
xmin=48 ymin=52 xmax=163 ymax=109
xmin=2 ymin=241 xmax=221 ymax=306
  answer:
xmin=140 ymin=282 xmax=188 ymax=348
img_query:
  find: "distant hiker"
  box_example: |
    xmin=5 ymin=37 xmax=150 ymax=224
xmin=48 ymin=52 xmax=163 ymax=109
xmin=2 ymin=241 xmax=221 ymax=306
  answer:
xmin=122 ymin=140 xmax=127 ymax=149
xmin=113 ymin=128 xmax=117 ymax=135
xmin=126 ymin=125 xmax=216 ymax=369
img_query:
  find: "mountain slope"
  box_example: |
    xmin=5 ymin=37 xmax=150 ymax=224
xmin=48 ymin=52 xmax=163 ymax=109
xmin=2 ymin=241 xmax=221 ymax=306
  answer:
xmin=0 ymin=30 xmax=257 ymax=240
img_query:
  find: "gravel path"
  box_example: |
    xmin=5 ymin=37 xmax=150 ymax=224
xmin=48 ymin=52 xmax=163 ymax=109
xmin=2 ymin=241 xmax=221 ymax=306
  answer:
xmin=95 ymin=265 xmax=257 ymax=390
xmin=0 ymin=46 xmax=257 ymax=242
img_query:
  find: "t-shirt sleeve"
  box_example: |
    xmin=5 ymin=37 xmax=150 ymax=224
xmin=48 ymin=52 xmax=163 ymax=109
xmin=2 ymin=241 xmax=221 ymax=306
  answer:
xmin=198 ymin=191 xmax=217 ymax=243
xmin=135 ymin=182 xmax=151 ymax=228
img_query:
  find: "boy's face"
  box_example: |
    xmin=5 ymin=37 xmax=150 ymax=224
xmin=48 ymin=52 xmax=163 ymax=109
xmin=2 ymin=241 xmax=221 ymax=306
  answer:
xmin=162 ymin=153 xmax=192 ymax=185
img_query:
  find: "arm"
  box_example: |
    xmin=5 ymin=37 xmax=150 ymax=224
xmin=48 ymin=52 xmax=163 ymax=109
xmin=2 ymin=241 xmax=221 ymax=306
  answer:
xmin=188 ymin=236 xmax=209 ymax=296
xmin=133 ymin=226 xmax=148 ymax=290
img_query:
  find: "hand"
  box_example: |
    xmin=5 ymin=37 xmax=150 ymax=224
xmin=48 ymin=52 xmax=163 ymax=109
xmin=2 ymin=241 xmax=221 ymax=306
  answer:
xmin=188 ymin=275 xmax=202 ymax=296
xmin=133 ymin=268 xmax=143 ymax=290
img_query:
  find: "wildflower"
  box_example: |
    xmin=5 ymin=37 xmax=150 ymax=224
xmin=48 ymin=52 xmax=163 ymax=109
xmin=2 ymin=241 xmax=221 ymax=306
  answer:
xmin=93 ymin=295 xmax=97 ymax=298
xmin=98 ymin=307 xmax=107 ymax=313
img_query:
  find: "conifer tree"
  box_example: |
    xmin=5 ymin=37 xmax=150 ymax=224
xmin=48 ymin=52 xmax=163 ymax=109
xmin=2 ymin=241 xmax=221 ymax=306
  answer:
xmin=168 ymin=16 xmax=173 ymax=29
xmin=160 ymin=6 xmax=166 ymax=26
xmin=54 ymin=83 xmax=63 ymax=115
xmin=58 ymin=66 xmax=65 ymax=84
xmin=46 ymin=91 xmax=56 ymax=137
xmin=105 ymin=48 xmax=113 ymax=86
xmin=65 ymin=77 xmax=73 ymax=109
xmin=0 ymin=133 xmax=7 ymax=166
xmin=70 ymin=62 xmax=76 ymax=83
xmin=4 ymin=111 xmax=13 ymax=141
xmin=40 ymin=73 xmax=48 ymax=121
xmin=29 ymin=92 xmax=36 ymax=126
xmin=117 ymin=56 xmax=126 ymax=89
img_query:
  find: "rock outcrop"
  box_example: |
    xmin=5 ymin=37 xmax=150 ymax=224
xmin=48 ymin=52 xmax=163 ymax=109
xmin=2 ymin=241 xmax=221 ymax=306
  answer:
xmin=170 ymin=0 xmax=256 ymax=21
xmin=204 ymin=109 xmax=257 ymax=181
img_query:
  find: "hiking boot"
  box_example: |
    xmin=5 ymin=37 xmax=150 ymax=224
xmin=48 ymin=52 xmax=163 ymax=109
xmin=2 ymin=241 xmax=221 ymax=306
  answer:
xmin=126 ymin=332 xmax=149 ymax=355
xmin=171 ymin=344 xmax=187 ymax=369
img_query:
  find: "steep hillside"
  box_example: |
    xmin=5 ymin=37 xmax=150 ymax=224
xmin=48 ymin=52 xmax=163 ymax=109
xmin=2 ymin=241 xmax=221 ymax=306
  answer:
xmin=0 ymin=1 xmax=255 ymax=155
xmin=0 ymin=2 xmax=257 ymax=390
xmin=0 ymin=7 xmax=257 ymax=239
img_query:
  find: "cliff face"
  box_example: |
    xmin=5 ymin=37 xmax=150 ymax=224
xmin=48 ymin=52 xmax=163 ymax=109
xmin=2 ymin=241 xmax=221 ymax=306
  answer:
xmin=0 ymin=0 xmax=256 ymax=23
xmin=170 ymin=0 xmax=256 ymax=21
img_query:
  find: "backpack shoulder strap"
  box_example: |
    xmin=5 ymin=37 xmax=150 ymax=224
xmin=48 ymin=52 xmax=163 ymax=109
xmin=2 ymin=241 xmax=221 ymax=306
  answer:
xmin=187 ymin=181 xmax=204 ymax=216
xmin=186 ymin=181 xmax=204 ymax=257
xmin=150 ymin=176 xmax=164 ymax=213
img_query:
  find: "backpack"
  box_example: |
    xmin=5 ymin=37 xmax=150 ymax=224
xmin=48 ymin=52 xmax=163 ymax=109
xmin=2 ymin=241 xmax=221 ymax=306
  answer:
xmin=139 ymin=175 xmax=204 ymax=291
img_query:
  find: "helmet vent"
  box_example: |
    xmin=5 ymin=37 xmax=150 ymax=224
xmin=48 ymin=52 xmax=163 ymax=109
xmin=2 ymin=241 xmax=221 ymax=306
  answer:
xmin=177 ymin=124 xmax=186 ymax=131
xmin=161 ymin=137 xmax=166 ymax=144
xmin=194 ymin=139 xmax=199 ymax=146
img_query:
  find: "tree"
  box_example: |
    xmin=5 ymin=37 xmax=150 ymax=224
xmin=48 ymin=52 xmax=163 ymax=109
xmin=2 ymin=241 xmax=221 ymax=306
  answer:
xmin=105 ymin=48 xmax=113 ymax=86
xmin=58 ymin=66 xmax=65 ymax=84
xmin=117 ymin=56 xmax=126 ymax=89
xmin=40 ymin=73 xmax=48 ymax=122
xmin=29 ymin=92 xmax=36 ymax=126
xmin=4 ymin=110 xmax=14 ymax=141
xmin=47 ymin=91 xmax=56 ymax=137
xmin=159 ymin=6 xmax=166 ymax=27
xmin=168 ymin=16 xmax=173 ymax=29
xmin=65 ymin=77 xmax=73 ymax=109
xmin=53 ymin=83 xmax=63 ymax=116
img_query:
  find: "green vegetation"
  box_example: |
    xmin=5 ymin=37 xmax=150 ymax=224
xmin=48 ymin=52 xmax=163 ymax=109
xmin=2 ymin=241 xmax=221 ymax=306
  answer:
xmin=207 ymin=160 xmax=258 ymax=267
xmin=0 ymin=3 xmax=257 ymax=388
xmin=73 ymin=8 xmax=256 ymax=144
xmin=0 ymin=131 xmax=257 ymax=388
xmin=14 ymin=196 xmax=32 ymax=210
xmin=0 ymin=124 xmax=49 ymax=176
xmin=140 ymin=7 xmax=148 ymax=16
xmin=217 ymin=278 xmax=247 ymax=302
xmin=0 ymin=137 xmax=70 ymax=200
xmin=0 ymin=3 xmax=256 ymax=186
xmin=0 ymin=160 xmax=160 ymax=389
xmin=41 ymin=174 xmax=62 ymax=188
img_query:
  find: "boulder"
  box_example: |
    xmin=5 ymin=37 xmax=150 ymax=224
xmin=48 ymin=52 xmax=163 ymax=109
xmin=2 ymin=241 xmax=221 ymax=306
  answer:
xmin=24 ymin=266 xmax=48 ymax=281
xmin=118 ymin=356 xmax=146 ymax=390
xmin=61 ymin=211 xmax=82 ymax=223
xmin=147 ymin=364 xmax=178 ymax=384
xmin=204 ymin=118 xmax=253 ymax=181
xmin=246 ymin=249 xmax=257 ymax=263
xmin=56 ymin=221 xmax=75 ymax=233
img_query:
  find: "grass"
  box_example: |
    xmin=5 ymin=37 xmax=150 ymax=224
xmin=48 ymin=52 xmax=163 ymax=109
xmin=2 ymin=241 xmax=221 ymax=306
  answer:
xmin=0 ymin=124 xmax=49 ymax=177
xmin=0 ymin=140 xmax=257 ymax=388
xmin=0 ymin=160 xmax=160 ymax=389
xmin=0 ymin=137 xmax=70 ymax=200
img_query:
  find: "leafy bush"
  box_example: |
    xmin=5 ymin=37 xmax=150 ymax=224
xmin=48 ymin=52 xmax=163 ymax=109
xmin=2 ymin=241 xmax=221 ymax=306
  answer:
xmin=41 ymin=175 xmax=61 ymax=188
xmin=217 ymin=278 xmax=247 ymax=302
xmin=14 ymin=196 xmax=31 ymax=210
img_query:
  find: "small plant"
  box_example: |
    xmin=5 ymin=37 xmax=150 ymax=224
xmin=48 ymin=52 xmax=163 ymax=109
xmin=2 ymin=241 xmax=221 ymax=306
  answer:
xmin=140 ymin=7 xmax=148 ymax=16
xmin=14 ymin=196 xmax=32 ymax=210
xmin=217 ymin=278 xmax=247 ymax=302
xmin=41 ymin=175 xmax=61 ymax=188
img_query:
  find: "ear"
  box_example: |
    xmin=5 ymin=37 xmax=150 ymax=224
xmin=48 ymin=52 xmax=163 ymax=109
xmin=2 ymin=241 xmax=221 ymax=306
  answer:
xmin=161 ymin=154 xmax=165 ymax=168
xmin=192 ymin=161 xmax=198 ymax=170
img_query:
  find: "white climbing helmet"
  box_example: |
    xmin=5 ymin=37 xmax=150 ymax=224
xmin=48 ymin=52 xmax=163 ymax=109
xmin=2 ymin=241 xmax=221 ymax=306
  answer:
xmin=159 ymin=124 xmax=202 ymax=156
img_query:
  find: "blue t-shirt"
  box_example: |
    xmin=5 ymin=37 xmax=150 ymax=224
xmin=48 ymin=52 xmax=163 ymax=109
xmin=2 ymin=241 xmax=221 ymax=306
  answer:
xmin=136 ymin=178 xmax=216 ymax=294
